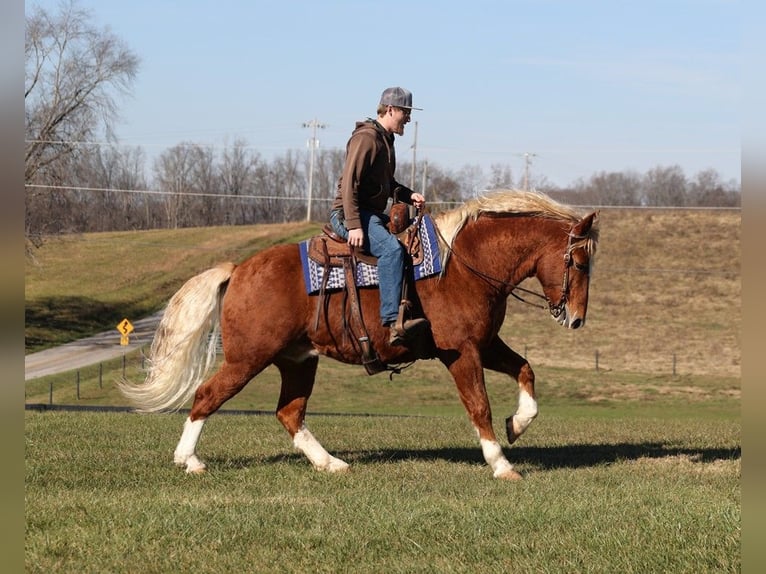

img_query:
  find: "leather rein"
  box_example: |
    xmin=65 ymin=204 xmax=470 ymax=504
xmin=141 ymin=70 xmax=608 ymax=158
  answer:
xmin=431 ymin=216 xmax=589 ymax=319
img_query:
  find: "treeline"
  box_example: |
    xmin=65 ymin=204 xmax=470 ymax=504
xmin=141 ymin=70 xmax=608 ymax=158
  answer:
xmin=25 ymin=139 xmax=741 ymax=241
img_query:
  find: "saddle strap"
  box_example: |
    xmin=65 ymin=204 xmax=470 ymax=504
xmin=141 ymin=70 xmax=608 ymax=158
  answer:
xmin=342 ymin=254 xmax=386 ymax=375
xmin=312 ymin=240 xmax=333 ymax=331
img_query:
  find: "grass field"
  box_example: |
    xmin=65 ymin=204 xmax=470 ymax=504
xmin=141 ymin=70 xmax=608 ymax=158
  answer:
xmin=25 ymin=206 xmax=741 ymax=572
xmin=25 ymin=401 xmax=739 ymax=573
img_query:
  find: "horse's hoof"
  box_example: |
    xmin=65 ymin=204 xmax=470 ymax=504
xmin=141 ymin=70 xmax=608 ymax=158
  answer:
xmin=496 ymin=468 xmax=524 ymax=481
xmin=326 ymin=457 xmax=350 ymax=473
xmin=505 ymin=416 xmax=522 ymax=445
xmin=183 ymin=455 xmax=207 ymax=474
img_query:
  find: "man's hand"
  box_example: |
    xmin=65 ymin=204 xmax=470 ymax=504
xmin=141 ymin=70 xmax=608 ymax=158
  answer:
xmin=411 ymin=193 xmax=426 ymax=210
xmin=348 ymin=228 xmax=364 ymax=248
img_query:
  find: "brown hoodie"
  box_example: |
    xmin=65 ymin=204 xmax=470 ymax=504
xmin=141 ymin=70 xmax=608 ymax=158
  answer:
xmin=331 ymin=119 xmax=414 ymax=230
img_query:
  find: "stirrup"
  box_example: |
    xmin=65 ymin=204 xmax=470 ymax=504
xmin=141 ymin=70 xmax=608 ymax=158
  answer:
xmin=389 ymin=318 xmax=430 ymax=346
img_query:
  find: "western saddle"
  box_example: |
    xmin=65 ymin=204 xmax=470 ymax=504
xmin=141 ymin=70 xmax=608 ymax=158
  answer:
xmin=307 ymin=204 xmax=426 ymax=374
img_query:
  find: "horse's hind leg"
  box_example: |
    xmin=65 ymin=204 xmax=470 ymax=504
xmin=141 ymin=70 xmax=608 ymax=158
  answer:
xmin=174 ymin=361 xmax=258 ymax=473
xmin=274 ymin=351 xmax=349 ymax=473
xmin=481 ymin=336 xmax=538 ymax=444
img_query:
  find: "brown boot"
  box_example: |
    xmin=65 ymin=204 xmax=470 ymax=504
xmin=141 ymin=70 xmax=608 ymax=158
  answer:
xmin=389 ymin=318 xmax=431 ymax=347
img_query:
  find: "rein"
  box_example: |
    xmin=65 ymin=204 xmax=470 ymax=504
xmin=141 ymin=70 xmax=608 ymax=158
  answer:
xmin=431 ymin=215 xmax=587 ymax=318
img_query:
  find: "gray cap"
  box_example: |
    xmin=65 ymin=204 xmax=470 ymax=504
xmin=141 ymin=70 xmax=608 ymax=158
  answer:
xmin=379 ymin=86 xmax=423 ymax=110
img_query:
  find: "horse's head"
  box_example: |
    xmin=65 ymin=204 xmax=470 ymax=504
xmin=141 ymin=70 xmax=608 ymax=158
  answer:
xmin=538 ymin=211 xmax=599 ymax=329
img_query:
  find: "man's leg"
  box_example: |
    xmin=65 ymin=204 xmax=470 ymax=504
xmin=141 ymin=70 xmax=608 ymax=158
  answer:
xmin=361 ymin=211 xmax=403 ymax=326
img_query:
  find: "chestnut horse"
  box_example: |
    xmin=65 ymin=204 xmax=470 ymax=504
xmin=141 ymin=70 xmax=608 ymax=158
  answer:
xmin=119 ymin=190 xmax=599 ymax=480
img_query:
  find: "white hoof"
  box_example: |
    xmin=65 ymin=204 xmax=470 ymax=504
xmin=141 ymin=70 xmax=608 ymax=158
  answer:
xmin=495 ymin=467 xmax=524 ymax=480
xmin=325 ymin=456 xmax=350 ymax=473
xmin=184 ymin=455 xmax=207 ymax=474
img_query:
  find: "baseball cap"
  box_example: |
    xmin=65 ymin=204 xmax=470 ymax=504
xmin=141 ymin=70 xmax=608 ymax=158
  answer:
xmin=379 ymin=86 xmax=423 ymax=110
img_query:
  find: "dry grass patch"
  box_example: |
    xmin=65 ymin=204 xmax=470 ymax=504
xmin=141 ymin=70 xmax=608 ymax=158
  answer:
xmin=626 ymin=454 xmax=740 ymax=477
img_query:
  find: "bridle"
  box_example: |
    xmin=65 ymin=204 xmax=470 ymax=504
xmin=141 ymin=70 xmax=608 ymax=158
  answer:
xmin=547 ymin=230 xmax=590 ymax=318
xmin=432 ymin=217 xmax=589 ymax=320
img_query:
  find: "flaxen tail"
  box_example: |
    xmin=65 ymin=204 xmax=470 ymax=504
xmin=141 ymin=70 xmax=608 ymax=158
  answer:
xmin=118 ymin=262 xmax=236 ymax=413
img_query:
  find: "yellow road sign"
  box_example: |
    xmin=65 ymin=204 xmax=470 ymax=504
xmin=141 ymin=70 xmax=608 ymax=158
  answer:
xmin=120 ymin=334 xmax=130 ymax=346
xmin=117 ymin=318 xmax=134 ymax=335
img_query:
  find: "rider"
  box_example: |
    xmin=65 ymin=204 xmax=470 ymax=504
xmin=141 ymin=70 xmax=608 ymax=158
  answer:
xmin=329 ymin=86 xmax=430 ymax=346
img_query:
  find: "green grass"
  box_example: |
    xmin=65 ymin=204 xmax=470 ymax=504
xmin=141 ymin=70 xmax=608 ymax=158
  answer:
xmin=25 ymin=406 xmax=740 ymax=573
xmin=25 ymin=354 xmax=740 ymax=572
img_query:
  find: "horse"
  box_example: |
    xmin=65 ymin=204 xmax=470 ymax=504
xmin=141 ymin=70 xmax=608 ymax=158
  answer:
xmin=119 ymin=189 xmax=599 ymax=480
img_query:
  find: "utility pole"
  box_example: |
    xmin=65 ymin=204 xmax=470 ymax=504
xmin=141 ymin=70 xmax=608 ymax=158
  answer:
xmin=522 ymin=152 xmax=538 ymax=190
xmin=410 ymin=121 xmax=418 ymax=191
xmin=302 ymin=118 xmax=326 ymax=221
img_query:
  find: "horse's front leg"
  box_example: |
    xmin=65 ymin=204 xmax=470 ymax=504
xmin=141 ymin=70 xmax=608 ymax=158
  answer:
xmin=481 ymin=336 xmax=538 ymax=444
xmin=443 ymin=342 xmax=522 ymax=480
xmin=275 ymin=354 xmax=349 ymax=473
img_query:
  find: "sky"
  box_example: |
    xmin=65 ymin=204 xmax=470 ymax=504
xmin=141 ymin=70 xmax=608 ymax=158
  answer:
xmin=26 ymin=0 xmax=741 ymax=188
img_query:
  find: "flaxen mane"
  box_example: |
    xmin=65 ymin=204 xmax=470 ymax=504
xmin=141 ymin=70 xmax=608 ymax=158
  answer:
xmin=432 ymin=188 xmax=599 ymax=272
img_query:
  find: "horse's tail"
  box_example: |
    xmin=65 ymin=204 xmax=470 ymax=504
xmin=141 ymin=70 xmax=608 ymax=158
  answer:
xmin=118 ymin=262 xmax=236 ymax=413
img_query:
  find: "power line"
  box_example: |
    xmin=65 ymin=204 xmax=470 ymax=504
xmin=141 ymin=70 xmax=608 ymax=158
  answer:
xmin=24 ymin=183 xmax=335 ymax=202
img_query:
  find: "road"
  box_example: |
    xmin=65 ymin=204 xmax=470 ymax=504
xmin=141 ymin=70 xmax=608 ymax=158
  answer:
xmin=24 ymin=313 xmax=163 ymax=381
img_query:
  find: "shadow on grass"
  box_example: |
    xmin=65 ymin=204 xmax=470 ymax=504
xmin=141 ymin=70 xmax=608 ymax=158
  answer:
xmin=213 ymin=442 xmax=740 ymax=472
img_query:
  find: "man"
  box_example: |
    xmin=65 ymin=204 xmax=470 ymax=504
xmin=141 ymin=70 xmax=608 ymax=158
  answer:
xmin=329 ymin=86 xmax=430 ymax=346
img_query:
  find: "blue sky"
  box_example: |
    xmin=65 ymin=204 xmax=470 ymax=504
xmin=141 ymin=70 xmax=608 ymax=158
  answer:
xmin=27 ymin=0 xmax=740 ymax=187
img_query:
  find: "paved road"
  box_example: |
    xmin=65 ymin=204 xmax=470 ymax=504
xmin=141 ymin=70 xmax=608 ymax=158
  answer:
xmin=24 ymin=313 xmax=163 ymax=381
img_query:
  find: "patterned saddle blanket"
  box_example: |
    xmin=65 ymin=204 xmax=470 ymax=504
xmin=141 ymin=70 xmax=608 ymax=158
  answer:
xmin=298 ymin=214 xmax=442 ymax=294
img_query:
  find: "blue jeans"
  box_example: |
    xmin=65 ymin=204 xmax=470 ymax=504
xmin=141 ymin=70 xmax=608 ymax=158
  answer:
xmin=330 ymin=209 xmax=404 ymax=325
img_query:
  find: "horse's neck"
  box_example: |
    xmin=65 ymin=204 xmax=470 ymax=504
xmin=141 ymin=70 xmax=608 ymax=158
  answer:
xmin=453 ymin=215 xmax=559 ymax=286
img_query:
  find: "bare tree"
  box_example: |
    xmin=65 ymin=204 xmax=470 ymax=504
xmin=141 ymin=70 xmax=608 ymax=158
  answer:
xmin=311 ymin=148 xmax=344 ymax=221
xmin=25 ymin=0 xmax=139 ymax=183
xmin=585 ymin=170 xmax=642 ymax=206
xmin=72 ymin=144 xmax=148 ymax=231
xmin=688 ymin=168 xmax=741 ymax=207
xmin=25 ymin=0 xmax=139 ymax=249
xmin=643 ymin=165 xmax=687 ymax=206
xmin=219 ymin=139 xmax=262 ymax=225
xmin=186 ymin=145 xmax=218 ymax=226
xmin=456 ymin=164 xmax=486 ymax=197
xmin=153 ymin=143 xmax=199 ymax=229
xmin=422 ymin=164 xmax=463 ymax=212
xmin=487 ymin=163 xmax=515 ymax=190
xmin=271 ymin=151 xmax=305 ymax=222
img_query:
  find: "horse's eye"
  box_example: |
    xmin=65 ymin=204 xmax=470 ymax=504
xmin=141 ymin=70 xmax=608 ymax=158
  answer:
xmin=574 ymin=261 xmax=590 ymax=274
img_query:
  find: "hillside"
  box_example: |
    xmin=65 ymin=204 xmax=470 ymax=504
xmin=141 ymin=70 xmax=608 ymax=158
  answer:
xmin=25 ymin=209 xmax=740 ymax=378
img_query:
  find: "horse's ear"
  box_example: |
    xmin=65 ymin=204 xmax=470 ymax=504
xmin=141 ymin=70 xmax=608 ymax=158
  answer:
xmin=574 ymin=211 xmax=599 ymax=236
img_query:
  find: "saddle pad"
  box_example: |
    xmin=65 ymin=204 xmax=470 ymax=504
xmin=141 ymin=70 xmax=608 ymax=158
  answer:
xmin=299 ymin=214 xmax=442 ymax=294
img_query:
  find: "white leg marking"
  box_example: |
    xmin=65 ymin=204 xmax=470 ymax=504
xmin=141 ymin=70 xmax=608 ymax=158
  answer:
xmin=512 ymin=390 xmax=539 ymax=437
xmin=293 ymin=426 xmax=349 ymax=473
xmin=480 ymin=437 xmax=515 ymax=478
xmin=174 ymin=417 xmax=207 ymax=473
